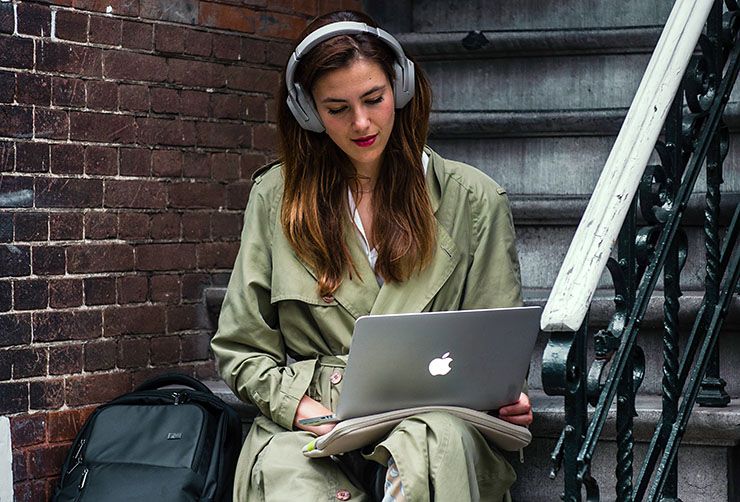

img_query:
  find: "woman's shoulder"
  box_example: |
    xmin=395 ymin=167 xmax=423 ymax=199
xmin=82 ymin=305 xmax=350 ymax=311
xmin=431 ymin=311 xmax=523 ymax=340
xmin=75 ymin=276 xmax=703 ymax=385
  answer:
xmin=432 ymin=152 xmax=509 ymax=209
xmin=250 ymin=160 xmax=285 ymax=197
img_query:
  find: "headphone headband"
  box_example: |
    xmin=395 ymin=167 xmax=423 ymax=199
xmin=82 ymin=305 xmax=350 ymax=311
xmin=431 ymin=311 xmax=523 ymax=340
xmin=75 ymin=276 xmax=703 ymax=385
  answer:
xmin=285 ymin=21 xmax=415 ymax=133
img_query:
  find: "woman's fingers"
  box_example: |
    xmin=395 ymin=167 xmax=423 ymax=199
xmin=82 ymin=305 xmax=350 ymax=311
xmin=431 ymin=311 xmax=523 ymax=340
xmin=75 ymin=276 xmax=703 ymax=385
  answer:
xmin=498 ymin=393 xmax=533 ymax=426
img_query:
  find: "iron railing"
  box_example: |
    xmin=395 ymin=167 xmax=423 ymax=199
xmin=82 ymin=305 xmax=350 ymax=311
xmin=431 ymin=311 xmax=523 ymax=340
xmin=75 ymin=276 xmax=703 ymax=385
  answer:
xmin=541 ymin=0 xmax=740 ymax=500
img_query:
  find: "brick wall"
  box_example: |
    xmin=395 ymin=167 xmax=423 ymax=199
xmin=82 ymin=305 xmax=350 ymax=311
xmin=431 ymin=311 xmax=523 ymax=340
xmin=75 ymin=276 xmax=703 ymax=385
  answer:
xmin=0 ymin=0 xmax=362 ymax=499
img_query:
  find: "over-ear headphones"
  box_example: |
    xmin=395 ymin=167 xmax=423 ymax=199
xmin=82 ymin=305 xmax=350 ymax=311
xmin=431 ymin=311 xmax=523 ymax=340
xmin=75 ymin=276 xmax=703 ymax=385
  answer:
xmin=285 ymin=21 xmax=415 ymax=133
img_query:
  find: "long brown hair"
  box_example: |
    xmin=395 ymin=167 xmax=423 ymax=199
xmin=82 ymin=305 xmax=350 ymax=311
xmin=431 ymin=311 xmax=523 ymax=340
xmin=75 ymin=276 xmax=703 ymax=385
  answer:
xmin=277 ymin=10 xmax=435 ymax=297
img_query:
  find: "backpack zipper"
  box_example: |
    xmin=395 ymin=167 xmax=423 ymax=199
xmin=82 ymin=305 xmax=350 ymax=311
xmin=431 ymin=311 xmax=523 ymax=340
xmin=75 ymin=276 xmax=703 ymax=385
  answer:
xmin=67 ymin=439 xmax=87 ymax=475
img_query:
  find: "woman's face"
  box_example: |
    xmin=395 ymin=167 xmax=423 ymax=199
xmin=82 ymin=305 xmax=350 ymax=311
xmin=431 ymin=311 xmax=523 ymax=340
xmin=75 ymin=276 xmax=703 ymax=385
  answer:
xmin=311 ymin=58 xmax=395 ymax=175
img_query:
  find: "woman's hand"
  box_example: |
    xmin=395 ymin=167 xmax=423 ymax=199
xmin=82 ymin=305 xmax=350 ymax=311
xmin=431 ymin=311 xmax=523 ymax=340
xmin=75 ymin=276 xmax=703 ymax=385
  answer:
xmin=293 ymin=395 xmax=337 ymax=436
xmin=497 ymin=392 xmax=533 ymax=426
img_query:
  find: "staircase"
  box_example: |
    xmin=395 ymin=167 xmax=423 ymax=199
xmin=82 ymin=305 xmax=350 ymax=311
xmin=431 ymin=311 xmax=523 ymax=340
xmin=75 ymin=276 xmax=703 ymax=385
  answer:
xmin=206 ymin=1 xmax=740 ymax=500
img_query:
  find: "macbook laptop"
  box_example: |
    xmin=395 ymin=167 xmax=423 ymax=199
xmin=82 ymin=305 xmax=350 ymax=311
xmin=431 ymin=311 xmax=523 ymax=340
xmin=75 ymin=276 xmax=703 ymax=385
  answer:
xmin=299 ymin=306 xmax=541 ymax=425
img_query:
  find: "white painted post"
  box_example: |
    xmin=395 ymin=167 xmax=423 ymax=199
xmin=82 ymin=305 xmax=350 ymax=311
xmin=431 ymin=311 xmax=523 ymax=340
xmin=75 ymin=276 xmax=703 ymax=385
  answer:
xmin=540 ymin=0 xmax=715 ymax=332
xmin=0 ymin=416 xmax=13 ymax=502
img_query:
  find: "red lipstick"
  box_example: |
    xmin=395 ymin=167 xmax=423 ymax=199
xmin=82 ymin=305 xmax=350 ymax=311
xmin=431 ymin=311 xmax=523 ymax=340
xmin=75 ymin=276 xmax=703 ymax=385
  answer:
xmin=352 ymin=134 xmax=377 ymax=147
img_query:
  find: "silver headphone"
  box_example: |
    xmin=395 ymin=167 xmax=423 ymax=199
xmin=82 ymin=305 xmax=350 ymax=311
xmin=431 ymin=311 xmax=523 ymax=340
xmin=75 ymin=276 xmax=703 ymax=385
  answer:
xmin=285 ymin=21 xmax=415 ymax=133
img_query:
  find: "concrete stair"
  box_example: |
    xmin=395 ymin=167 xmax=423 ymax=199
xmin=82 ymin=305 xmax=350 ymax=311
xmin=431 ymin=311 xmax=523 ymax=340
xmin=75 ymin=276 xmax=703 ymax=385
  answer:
xmin=202 ymin=1 xmax=740 ymax=499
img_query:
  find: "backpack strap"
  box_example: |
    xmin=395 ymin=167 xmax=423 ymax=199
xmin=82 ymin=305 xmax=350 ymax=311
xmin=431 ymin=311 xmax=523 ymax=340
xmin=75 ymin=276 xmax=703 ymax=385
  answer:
xmin=134 ymin=373 xmax=212 ymax=394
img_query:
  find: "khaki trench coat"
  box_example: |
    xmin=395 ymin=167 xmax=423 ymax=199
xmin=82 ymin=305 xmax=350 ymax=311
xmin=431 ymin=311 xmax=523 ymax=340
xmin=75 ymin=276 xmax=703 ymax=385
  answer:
xmin=211 ymin=147 xmax=525 ymax=501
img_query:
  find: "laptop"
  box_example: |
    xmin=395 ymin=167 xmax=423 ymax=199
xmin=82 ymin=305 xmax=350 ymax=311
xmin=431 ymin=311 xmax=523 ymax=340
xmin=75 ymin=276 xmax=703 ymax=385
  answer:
xmin=299 ymin=306 xmax=541 ymax=426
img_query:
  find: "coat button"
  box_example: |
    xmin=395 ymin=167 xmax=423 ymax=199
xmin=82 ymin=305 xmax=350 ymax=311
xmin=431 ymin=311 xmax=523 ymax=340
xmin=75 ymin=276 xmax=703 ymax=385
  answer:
xmin=335 ymin=489 xmax=351 ymax=500
xmin=329 ymin=371 xmax=342 ymax=385
xmin=322 ymin=295 xmax=334 ymax=304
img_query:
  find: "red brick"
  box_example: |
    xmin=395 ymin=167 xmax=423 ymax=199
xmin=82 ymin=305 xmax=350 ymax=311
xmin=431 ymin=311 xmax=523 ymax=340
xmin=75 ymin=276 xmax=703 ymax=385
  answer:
xmin=121 ymin=19 xmax=153 ymax=51
xmin=183 ymin=29 xmax=211 ymax=57
xmin=197 ymin=241 xmax=239 ymax=269
xmin=167 ymin=304 xmax=202 ymax=333
xmin=0 ymin=4 xmax=12 ymax=35
xmin=13 ymin=480 xmax=47 ymax=502
xmin=137 ymin=117 xmax=197 ymax=146
xmin=70 ymin=111 xmax=136 ymax=143
xmin=140 ymin=0 xmax=198 ymax=24
xmin=48 ymin=343 xmax=83 ymax=374
xmin=0 ymin=242 xmax=31 ymax=275
xmin=226 ymin=181 xmax=251 ymax=210
xmin=105 ymin=179 xmax=167 ymax=208
xmin=0 ymin=71 xmax=13 ymax=103
xmin=119 ymin=84 xmax=150 ymax=112
xmin=211 ymin=152 xmax=240 ymax=181
xmin=194 ymin=360 xmax=218 ymax=380
xmin=212 ymin=33 xmax=241 ymax=60
xmin=37 ymin=42 xmax=102 ymax=77
xmin=182 ymin=212 xmax=210 ymax=240
xmin=67 ymin=243 xmax=135 ymax=272
xmin=150 ymin=274 xmax=180 ymax=303
xmin=49 ymin=279 xmax=83 ymax=309
xmin=17 ymin=3 xmax=51 ymax=37
xmin=47 ymin=407 xmax=94 ymax=442
xmin=136 ymin=243 xmax=196 ymax=271
xmin=150 ymin=212 xmax=180 ymax=239
xmin=49 ymin=212 xmax=83 ymax=240
xmin=0 ymin=141 xmax=14 ymax=172
xmin=32 ymin=245 xmax=66 ymax=275
xmin=65 ymin=372 xmax=131 ymax=406
xmin=181 ymin=273 xmax=209 ymax=301
xmin=151 ymin=149 xmax=182 ymax=176
xmin=266 ymin=97 xmax=277 ymax=122
xmin=150 ymin=86 xmax=180 ymax=114
xmin=55 ymin=10 xmax=88 ymax=42
xmin=168 ymin=58 xmax=227 ymax=89
xmin=241 ymin=37 xmax=268 ymax=64
xmin=30 ymin=378 xmax=65 ymax=410
xmin=169 ymin=181 xmax=225 ymax=209
xmin=104 ymin=304 xmax=166 ymax=335
xmin=13 ymin=279 xmax=49 ymax=310
xmin=84 ymin=276 xmax=116 ymax=305
xmin=210 ymin=93 xmax=244 ymax=120
xmin=13 ymin=450 xmax=28 ymax=482
xmin=84 ymin=211 xmax=118 ymax=239
xmin=253 ymin=123 xmax=277 ymax=151
xmin=16 ymin=73 xmax=51 ymax=105
xmin=195 ymin=121 xmax=250 ymax=149
xmin=155 ymin=24 xmax=184 ymax=53
xmin=35 ymin=108 xmax=70 ymax=140
xmin=224 ymin=66 xmax=279 ymax=93
xmin=118 ymin=212 xmax=150 ymax=239
xmin=181 ymin=332 xmax=210 ymax=360
xmin=10 ymin=414 xmax=46 ymax=448
xmin=27 ymin=443 xmax=68 ymax=478
xmin=68 ymin=0 xmax=138 ymax=17
xmin=294 ymin=0 xmax=318 ymax=16
xmin=84 ymin=338 xmax=117 ymax=370
xmin=16 ymin=143 xmax=50 ymax=173
xmin=244 ymin=95 xmax=267 ymax=122
xmin=103 ymin=50 xmax=167 ymax=82
xmin=0 ymin=382 xmax=28 ymax=414
xmin=89 ymin=15 xmax=121 ymax=45
xmin=179 ymin=90 xmax=209 ymax=117
xmin=86 ymin=80 xmax=118 ymax=111
xmin=182 ymin=151 xmax=209 ymax=178
xmin=199 ymin=2 xmax=255 ymax=32
xmin=84 ymin=146 xmax=118 ymax=175
xmin=119 ymin=148 xmax=151 ymax=176
xmin=34 ymin=310 xmax=102 ymax=342
xmin=117 ymin=275 xmax=147 ymax=303
xmin=15 ymin=211 xmax=48 ymax=241
xmin=10 ymin=347 xmax=47 ymax=378
xmin=240 ymin=151 xmax=267 ymax=178
xmin=118 ymin=337 xmax=150 ymax=368
xmin=0 ymin=105 xmax=33 ymax=138
xmin=211 ymin=211 xmax=242 ymax=239
xmin=150 ymin=335 xmax=180 ymax=364
xmin=0 ymin=36 xmax=34 ymax=70
xmin=51 ymin=77 xmax=86 ymax=107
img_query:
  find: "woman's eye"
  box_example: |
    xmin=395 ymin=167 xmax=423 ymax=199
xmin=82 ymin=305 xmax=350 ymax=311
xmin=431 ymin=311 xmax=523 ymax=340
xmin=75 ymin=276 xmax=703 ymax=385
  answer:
xmin=327 ymin=107 xmax=346 ymax=115
xmin=367 ymin=96 xmax=384 ymax=105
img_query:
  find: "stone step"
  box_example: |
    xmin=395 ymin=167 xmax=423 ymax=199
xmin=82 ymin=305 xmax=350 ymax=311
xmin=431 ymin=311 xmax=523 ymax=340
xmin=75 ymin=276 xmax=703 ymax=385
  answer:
xmin=511 ymin=390 xmax=740 ymax=501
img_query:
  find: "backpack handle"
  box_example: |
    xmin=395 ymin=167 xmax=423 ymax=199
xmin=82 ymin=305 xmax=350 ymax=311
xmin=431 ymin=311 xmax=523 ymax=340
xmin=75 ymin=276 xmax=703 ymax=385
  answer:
xmin=135 ymin=373 xmax=213 ymax=394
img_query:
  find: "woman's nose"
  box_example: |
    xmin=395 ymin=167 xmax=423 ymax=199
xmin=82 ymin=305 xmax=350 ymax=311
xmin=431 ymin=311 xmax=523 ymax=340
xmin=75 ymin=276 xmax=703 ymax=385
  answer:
xmin=351 ymin=108 xmax=371 ymax=131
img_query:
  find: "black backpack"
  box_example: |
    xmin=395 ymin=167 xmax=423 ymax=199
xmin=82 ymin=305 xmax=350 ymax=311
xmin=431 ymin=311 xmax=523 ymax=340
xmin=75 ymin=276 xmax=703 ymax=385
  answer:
xmin=53 ymin=373 xmax=242 ymax=502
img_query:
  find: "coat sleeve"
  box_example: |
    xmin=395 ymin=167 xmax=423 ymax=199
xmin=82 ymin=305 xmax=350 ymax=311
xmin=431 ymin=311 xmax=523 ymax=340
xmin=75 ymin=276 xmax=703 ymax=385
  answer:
xmin=210 ymin=180 xmax=316 ymax=431
xmin=460 ymin=182 xmax=523 ymax=310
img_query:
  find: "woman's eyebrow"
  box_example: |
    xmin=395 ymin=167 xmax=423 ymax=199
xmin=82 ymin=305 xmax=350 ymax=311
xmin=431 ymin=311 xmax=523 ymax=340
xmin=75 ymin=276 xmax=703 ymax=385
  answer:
xmin=321 ymin=85 xmax=386 ymax=103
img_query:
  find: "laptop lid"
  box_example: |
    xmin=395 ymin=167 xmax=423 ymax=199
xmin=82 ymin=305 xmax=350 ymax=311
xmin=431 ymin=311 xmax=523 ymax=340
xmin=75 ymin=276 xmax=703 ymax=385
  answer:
xmin=334 ymin=306 xmax=541 ymax=420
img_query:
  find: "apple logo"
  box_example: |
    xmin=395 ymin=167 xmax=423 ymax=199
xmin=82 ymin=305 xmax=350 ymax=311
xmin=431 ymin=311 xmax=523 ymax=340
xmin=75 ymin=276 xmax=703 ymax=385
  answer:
xmin=428 ymin=352 xmax=453 ymax=376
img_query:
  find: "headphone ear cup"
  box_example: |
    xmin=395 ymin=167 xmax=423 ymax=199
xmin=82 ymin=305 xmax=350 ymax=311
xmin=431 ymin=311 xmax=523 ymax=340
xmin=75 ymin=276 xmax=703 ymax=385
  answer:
xmin=289 ymin=83 xmax=325 ymax=133
xmin=393 ymin=59 xmax=415 ymax=109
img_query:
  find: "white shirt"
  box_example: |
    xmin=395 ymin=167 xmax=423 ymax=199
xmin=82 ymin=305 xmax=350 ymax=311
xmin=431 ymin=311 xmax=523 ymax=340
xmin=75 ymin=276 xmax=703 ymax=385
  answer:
xmin=348 ymin=152 xmax=430 ymax=285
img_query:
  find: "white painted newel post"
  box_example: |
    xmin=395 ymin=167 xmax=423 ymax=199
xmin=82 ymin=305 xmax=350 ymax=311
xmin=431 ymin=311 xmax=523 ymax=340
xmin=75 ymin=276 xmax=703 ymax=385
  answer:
xmin=540 ymin=0 xmax=715 ymax=333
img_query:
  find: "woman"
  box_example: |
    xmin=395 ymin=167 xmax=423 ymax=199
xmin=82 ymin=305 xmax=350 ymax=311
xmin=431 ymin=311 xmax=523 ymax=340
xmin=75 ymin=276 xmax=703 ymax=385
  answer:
xmin=211 ymin=10 xmax=532 ymax=501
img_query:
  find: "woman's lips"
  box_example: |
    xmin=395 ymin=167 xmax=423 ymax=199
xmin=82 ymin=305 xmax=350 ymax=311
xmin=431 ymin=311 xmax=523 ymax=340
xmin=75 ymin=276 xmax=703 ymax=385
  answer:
xmin=351 ymin=134 xmax=377 ymax=147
